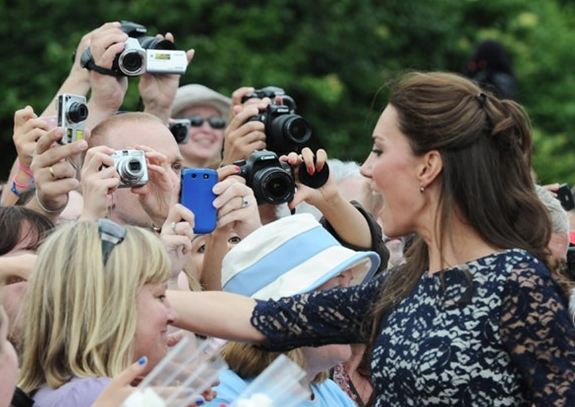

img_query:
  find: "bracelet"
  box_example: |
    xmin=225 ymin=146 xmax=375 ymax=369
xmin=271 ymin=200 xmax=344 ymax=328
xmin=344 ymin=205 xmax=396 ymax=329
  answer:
xmin=13 ymin=179 xmax=30 ymax=190
xmin=10 ymin=182 xmax=23 ymax=198
xmin=18 ymin=161 xmax=34 ymax=177
xmin=35 ymin=189 xmax=65 ymax=214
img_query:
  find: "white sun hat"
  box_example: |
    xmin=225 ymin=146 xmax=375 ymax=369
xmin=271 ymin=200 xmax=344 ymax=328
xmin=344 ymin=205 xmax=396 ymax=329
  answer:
xmin=171 ymin=84 xmax=232 ymax=118
xmin=221 ymin=213 xmax=380 ymax=300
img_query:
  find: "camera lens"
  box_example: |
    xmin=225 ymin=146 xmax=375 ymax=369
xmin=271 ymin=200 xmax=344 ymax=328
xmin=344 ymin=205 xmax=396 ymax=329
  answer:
xmin=170 ymin=124 xmax=188 ymax=144
xmin=66 ymin=102 xmax=89 ymax=123
xmin=268 ymin=114 xmax=312 ymax=155
xmin=121 ymin=52 xmax=144 ymax=73
xmin=118 ymin=158 xmax=144 ymax=182
xmin=255 ymin=168 xmax=294 ymax=204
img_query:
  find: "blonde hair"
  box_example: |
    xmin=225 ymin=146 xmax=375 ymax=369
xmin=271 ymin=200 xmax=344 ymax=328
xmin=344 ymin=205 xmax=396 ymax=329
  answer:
xmin=19 ymin=221 xmax=171 ymax=392
xmin=222 ymin=342 xmax=327 ymax=384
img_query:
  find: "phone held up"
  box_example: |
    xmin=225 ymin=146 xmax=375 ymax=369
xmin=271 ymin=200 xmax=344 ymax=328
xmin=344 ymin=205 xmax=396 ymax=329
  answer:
xmin=180 ymin=168 xmax=218 ymax=234
xmin=556 ymin=183 xmax=575 ymax=211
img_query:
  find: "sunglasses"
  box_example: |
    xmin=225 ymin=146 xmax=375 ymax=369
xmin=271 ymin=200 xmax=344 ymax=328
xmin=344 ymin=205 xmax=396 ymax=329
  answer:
xmin=97 ymin=218 xmax=127 ymax=265
xmin=185 ymin=115 xmax=227 ymax=130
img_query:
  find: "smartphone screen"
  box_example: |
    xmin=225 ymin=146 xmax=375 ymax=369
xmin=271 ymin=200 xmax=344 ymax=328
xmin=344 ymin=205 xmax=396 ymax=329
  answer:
xmin=180 ymin=168 xmax=218 ymax=234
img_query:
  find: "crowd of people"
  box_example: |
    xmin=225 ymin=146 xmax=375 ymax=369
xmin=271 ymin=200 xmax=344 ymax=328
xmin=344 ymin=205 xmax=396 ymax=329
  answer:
xmin=0 ymin=20 xmax=574 ymax=407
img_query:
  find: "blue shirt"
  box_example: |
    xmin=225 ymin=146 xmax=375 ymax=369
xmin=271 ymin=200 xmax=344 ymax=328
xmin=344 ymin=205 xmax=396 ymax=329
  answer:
xmin=208 ymin=368 xmax=356 ymax=406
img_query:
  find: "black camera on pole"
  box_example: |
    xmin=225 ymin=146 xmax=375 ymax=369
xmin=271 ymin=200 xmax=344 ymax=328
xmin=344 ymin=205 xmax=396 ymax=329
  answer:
xmin=234 ymin=150 xmax=295 ymax=205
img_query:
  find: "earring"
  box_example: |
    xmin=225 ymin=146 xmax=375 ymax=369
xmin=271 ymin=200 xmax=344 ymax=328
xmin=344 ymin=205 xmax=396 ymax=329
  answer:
xmin=419 ymin=186 xmax=425 ymax=193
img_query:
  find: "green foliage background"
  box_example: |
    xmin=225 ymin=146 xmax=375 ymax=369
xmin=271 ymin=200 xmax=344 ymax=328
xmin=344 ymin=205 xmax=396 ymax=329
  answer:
xmin=1 ymin=0 xmax=575 ymax=183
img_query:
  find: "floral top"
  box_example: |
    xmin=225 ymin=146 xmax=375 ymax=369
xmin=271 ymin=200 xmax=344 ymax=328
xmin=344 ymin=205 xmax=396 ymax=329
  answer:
xmin=251 ymin=249 xmax=575 ymax=406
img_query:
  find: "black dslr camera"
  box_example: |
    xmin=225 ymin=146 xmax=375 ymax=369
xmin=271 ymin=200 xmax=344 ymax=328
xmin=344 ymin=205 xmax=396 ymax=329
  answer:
xmin=235 ymin=150 xmax=295 ymax=205
xmin=247 ymin=103 xmax=312 ymax=156
xmin=241 ymin=86 xmax=297 ymax=112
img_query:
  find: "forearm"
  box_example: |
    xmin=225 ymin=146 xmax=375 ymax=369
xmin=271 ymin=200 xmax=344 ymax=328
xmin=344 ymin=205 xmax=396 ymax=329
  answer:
xmin=41 ymin=73 xmax=90 ymax=117
xmin=200 ymin=231 xmax=229 ymax=291
xmin=25 ymin=194 xmax=63 ymax=223
xmin=167 ymin=290 xmax=265 ymax=342
xmin=315 ymin=193 xmax=371 ymax=249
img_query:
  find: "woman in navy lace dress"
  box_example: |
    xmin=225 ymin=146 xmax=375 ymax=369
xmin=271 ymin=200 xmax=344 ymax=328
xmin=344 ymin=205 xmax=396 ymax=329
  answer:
xmin=169 ymin=72 xmax=575 ymax=406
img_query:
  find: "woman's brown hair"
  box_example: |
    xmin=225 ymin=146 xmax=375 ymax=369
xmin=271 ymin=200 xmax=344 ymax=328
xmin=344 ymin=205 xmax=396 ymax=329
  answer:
xmin=368 ymin=72 xmax=554 ymax=341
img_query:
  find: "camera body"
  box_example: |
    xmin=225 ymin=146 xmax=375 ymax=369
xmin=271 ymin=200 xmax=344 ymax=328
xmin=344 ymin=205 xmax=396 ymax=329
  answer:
xmin=248 ymin=104 xmax=312 ymax=156
xmin=169 ymin=119 xmax=191 ymax=144
xmin=235 ymin=150 xmax=295 ymax=205
xmin=241 ymin=86 xmax=296 ymax=112
xmin=81 ymin=21 xmax=188 ymax=77
xmin=111 ymin=150 xmax=148 ymax=188
xmin=112 ymin=37 xmax=188 ymax=77
xmin=57 ymin=94 xmax=88 ymax=144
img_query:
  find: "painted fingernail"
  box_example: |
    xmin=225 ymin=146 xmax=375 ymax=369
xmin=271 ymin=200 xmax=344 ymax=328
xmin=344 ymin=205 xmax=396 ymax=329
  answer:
xmin=195 ymin=399 xmax=205 ymax=405
xmin=307 ymin=165 xmax=315 ymax=175
xmin=233 ymin=165 xmax=241 ymax=172
xmin=138 ymin=356 xmax=147 ymax=365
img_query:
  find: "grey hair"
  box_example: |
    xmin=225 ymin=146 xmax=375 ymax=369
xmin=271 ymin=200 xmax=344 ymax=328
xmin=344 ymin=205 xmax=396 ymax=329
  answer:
xmin=535 ymin=185 xmax=570 ymax=235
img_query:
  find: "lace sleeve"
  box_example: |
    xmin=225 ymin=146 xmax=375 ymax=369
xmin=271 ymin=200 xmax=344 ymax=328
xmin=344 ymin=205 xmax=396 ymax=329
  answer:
xmin=500 ymin=261 xmax=575 ymax=406
xmin=250 ymin=273 xmax=385 ymax=351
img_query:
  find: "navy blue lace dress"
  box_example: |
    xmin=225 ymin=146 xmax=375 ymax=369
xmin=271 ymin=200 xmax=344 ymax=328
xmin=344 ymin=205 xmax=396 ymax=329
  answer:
xmin=251 ymin=249 xmax=575 ymax=406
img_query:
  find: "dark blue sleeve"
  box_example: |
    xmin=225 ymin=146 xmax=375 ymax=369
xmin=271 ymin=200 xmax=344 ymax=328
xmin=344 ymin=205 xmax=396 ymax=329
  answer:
xmin=500 ymin=261 xmax=575 ymax=406
xmin=250 ymin=273 xmax=386 ymax=351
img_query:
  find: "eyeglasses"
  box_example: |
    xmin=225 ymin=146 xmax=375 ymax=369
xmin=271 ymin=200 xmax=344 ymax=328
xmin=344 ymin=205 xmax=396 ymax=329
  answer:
xmin=186 ymin=115 xmax=227 ymax=130
xmin=97 ymin=218 xmax=127 ymax=265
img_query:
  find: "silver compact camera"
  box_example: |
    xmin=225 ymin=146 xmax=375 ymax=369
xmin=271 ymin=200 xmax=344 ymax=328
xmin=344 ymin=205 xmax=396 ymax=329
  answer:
xmin=57 ymin=94 xmax=88 ymax=144
xmin=111 ymin=150 xmax=148 ymax=188
xmin=114 ymin=38 xmax=188 ymax=77
xmin=169 ymin=118 xmax=191 ymax=144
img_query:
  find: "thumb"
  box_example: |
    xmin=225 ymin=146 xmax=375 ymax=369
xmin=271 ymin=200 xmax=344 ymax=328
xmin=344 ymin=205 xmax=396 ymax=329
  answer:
xmin=109 ymin=357 xmax=149 ymax=389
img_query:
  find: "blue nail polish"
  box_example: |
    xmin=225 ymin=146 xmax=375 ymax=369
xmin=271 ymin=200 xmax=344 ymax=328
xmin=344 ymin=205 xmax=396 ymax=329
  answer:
xmin=195 ymin=399 xmax=205 ymax=406
xmin=138 ymin=356 xmax=147 ymax=365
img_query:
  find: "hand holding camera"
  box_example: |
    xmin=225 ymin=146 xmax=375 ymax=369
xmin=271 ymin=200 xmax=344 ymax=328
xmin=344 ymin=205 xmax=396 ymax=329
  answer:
xmin=12 ymin=106 xmax=50 ymax=169
xmin=222 ymin=104 xmax=267 ymax=165
xmin=80 ymin=146 xmax=121 ymax=220
xmin=29 ymin=126 xmax=88 ymax=216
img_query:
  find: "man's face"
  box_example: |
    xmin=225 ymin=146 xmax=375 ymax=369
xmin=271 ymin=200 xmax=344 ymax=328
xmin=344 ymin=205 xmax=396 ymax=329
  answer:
xmin=104 ymin=119 xmax=183 ymax=226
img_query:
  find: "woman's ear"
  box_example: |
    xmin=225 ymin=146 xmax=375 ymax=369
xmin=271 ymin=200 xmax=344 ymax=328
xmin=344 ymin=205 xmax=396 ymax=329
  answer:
xmin=416 ymin=150 xmax=443 ymax=188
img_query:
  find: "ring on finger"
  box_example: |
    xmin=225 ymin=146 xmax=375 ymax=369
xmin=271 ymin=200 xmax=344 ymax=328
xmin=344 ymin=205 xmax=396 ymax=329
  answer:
xmin=170 ymin=222 xmax=177 ymax=233
xmin=241 ymin=196 xmax=249 ymax=208
xmin=49 ymin=166 xmax=56 ymax=179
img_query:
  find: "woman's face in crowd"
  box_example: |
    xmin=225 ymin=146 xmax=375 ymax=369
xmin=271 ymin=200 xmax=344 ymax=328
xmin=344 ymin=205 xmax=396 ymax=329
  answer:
xmin=133 ymin=282 xmax=176 ymax=372
xmin=178 ymin=105 xmax=225 ymax=165
xmin=361 ymin=105 xmax=424 ymax=239
xmin=190 ymin=232 xmax=242 ymax=274
xmin=0 ymin=306 xmax=18 ymax=407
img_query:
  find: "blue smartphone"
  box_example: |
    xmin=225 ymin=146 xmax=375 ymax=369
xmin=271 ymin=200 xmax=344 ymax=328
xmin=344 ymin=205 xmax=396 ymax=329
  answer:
xmin=180 ymin=168 xmax=218 ymax=234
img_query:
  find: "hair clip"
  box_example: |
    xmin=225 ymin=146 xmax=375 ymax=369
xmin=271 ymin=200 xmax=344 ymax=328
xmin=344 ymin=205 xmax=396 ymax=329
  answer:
xmin=475 ymin=92 xmax=487 ymax=108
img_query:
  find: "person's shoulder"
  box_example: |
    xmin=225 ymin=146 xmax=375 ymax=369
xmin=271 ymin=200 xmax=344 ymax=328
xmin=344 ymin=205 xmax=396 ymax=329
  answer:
xmin=492 ymin=248 xmax=548 ymax=273
xmin=33 ymin=377 xmax=111 ymax=407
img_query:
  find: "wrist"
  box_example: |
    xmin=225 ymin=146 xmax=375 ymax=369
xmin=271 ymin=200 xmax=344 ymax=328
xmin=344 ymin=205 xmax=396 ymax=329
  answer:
xmin=312 ymin=191 xmax=345 ymax=214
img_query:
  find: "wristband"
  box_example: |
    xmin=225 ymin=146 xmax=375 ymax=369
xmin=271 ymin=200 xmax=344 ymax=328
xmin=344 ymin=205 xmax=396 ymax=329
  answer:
xmin=18 ymin=161 xmax=33 ymax=177
xmin=80 ymin=47 xmax=122 ymax=77
xmin=13 ymin=178 xmax=33 ymax=190
xmin=10 ymin=182 xmax=23 ymax=198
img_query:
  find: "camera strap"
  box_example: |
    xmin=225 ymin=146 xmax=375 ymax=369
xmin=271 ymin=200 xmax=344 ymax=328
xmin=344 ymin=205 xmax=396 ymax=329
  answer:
xmin=80 ymin=47 xmax=123 ymax=77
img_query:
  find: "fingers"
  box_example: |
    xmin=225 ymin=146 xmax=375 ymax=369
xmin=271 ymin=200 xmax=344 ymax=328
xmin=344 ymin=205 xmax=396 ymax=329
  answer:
xmin=231 ymin=86 xmax=255 ymax=108
xmin=162 ymin=203 xmax=195 ymax=239
xmin=166 ymin=330 xmax=185 ymax=347
xmin=217 ymin=165 xmax=242 ymax=181
xmin=13 ymin=106 xmax=37 ymax=128
xmin=107 ymin=356 xmax=148 ymax=390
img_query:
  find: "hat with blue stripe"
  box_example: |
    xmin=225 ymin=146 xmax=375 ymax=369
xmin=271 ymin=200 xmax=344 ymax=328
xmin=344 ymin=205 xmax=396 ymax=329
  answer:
xmin=221 ymin=213 xmax=381 ymax=300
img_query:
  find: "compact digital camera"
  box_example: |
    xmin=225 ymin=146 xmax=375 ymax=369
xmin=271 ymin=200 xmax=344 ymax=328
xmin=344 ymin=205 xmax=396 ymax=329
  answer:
xmin=248 ymin=103 xmax=312 ymax=156
xmin=235 ymin=150 xmax=295 ymax=205
xmin=57 ymin=94 xmax=88 ymax=144
xmin=241 ymin=86 xmax=297 ymax=112
xmin=169 ymin=118 xmax=191 ymax=144
xmin=111 ymin=150 xmax=148 ymax=188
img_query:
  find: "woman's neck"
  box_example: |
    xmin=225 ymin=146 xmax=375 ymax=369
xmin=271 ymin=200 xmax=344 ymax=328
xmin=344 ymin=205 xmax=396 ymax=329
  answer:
xmin=421 ymin=216 xmax=501 ymax=275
